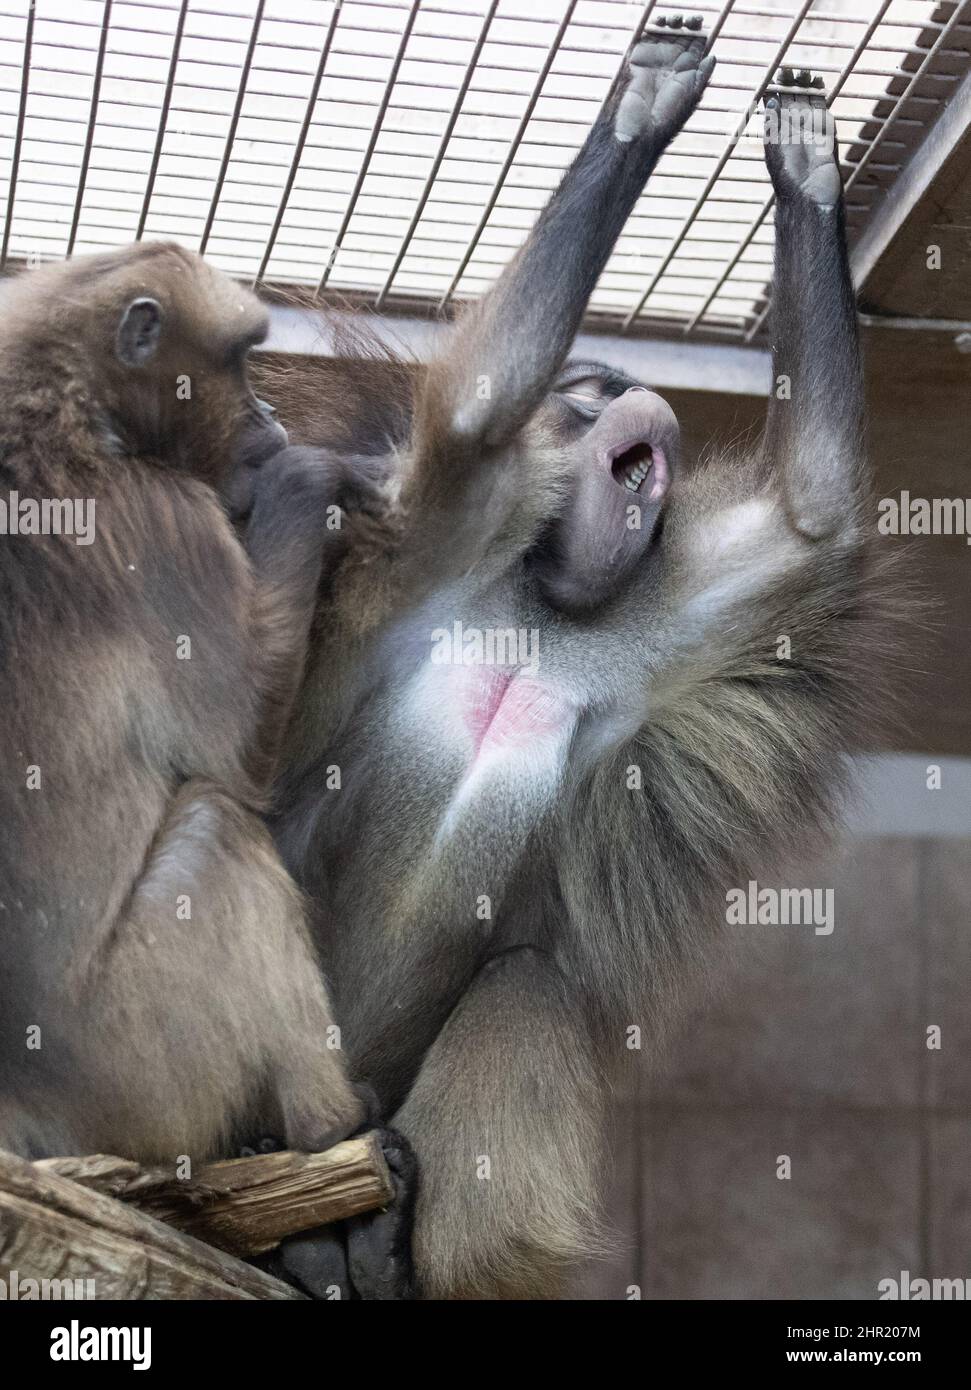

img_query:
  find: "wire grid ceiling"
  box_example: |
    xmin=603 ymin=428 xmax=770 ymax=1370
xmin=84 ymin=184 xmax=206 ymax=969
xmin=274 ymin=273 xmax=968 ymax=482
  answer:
xmin=0 ymin=0 xmax=962 ymax=340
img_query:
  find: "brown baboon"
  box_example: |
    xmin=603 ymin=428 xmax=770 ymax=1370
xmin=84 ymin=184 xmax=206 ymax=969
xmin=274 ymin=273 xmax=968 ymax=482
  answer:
xmin=0 ymin=242 xmax=366 ymax=1163
xmin=255 ymin=23 xmax=890 ymax=1299
xmin=251 ymin=21 xmax=892 ymax=1299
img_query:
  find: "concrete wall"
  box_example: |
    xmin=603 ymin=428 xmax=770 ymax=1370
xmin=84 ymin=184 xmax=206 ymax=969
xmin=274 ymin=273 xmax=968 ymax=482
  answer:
xmin=573 ymin=833 xmax=971 ymax=1300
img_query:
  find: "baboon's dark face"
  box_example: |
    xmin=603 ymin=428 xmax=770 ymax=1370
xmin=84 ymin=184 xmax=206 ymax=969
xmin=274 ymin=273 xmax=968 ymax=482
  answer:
xmin=528 ymin=361 xmax=681 ymax=613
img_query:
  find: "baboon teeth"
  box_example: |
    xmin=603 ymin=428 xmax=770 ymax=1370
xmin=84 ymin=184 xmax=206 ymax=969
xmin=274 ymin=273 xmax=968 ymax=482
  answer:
xmin=609 ymin=441 xmax=656 ymax=492
xmin=622 ymin=462 xmax=651 ymax=491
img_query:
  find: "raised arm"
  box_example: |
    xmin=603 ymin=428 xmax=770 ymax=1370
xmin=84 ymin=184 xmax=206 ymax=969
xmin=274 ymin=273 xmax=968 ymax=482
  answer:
xmin=415 ymin=16 xmax=715 ymax=469
xmin=762 ymin=70 xmax=866 ymax=540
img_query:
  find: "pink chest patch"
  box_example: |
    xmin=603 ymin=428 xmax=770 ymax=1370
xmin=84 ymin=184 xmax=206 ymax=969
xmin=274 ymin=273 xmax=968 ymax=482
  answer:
xmin=463 ymin=669 xmax=568 ymax=759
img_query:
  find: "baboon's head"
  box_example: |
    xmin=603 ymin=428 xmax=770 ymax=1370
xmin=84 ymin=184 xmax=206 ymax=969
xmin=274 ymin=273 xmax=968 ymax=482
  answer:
xmin=9 ymin=242 xmax=286 ymax=487
xmin=526 ymin=359 xmax=681 ymax=613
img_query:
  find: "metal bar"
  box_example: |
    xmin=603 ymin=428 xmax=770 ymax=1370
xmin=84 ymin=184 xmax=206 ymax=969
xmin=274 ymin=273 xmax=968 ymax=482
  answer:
xmin=261 ymin=302 xmax=772 ymax=395
xmin=844 ymin=3 xmax=970 ymax=197
xmin=315 ymin=0 xmax=422 ymax=295
xmin=66 ymin=0 xmax=113 ymax=257
xmin=684 ymin=0 xmax=895 ymax=334
xmin=89 ymin=64 xmax=954 ymax=99
xmin=374 ymin=0 xmax=498 ymax=308
xmin=134 ymin=0 xmax=189 ymax=241
xmin=0 ymin=0 xmax=35 ymax=271
xmin=1 ymin=75 xmax=916 ymax=124
xmin=744 ymin=0 xmax=970 ymax=342
xmin=253 ymin=0 xmax=344 ymax=287
xmin=2 ymin=0 xmax=963 ymax=345
xmin=852 ymin=60 xmax=971 ymax=290
xmin=198 ymin=0 xmax=264 ymax=255
xmin=8 ymin=0 xmax=961 ymax=37
xmin=437 ymin=0 xmax=579 ymax=311
xmin=416 ymin=3 xmax=956 ymax=31
xmin=0 ymin=89 xmax=905 ymax=148
xmin=860 ymin=312 xmax=971 ymax=331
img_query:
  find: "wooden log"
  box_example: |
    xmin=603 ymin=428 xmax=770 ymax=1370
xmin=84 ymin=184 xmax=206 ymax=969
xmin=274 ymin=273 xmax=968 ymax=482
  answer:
xmin=0 ymin=1150 xmax=302 ymax=1300
xmin=37 ymin=1131 xmax=394 ymax=1257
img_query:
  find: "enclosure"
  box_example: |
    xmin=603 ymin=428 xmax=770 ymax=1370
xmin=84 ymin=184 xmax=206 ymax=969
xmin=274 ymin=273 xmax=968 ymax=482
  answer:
xmin=1 ymin=0 xmax=969 ymax=1305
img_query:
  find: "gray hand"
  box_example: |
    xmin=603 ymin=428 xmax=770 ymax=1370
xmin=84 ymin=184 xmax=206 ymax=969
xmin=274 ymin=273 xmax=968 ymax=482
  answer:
xmin=615 ymin=15 xmax=715 ymax=147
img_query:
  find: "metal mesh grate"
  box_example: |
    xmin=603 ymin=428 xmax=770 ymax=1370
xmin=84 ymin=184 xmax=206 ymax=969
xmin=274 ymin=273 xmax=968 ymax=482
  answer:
xmin=1 ymin=0 xmax=968 ymax=340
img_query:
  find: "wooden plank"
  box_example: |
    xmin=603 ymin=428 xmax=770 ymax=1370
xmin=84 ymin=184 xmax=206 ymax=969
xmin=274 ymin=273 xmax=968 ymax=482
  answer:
xmin=0 ymin=1150 xmax=302 ymax=1300
xmin=38 ymin=1133 xmax=395 ymax=1257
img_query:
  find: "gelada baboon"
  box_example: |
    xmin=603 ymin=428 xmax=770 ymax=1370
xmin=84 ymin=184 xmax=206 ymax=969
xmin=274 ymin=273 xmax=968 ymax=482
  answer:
xmin=0 ymin=242 xmax=366 ymax=1162
xmin=254 ymin=19 xmax=891 ymax=1298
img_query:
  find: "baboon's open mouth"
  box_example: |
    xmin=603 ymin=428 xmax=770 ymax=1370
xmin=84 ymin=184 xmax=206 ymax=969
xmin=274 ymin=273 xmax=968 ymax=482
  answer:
xmin=608 ymin=440 xmax=670 ymax=501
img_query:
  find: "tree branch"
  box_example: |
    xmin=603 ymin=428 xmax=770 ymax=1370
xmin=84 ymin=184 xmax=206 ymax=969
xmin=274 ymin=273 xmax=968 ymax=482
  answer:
xmin=0 ymin=1133 xmax=394 ymax=1299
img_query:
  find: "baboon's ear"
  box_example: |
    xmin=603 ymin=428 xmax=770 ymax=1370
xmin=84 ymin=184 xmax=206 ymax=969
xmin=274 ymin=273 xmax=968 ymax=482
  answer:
xmin=116 ymin=297 xmax=162 ymax=366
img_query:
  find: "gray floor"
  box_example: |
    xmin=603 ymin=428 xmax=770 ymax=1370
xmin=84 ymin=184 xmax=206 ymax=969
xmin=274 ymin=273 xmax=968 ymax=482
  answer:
xmin=572 ymin=837 xmax=971 ymax=1299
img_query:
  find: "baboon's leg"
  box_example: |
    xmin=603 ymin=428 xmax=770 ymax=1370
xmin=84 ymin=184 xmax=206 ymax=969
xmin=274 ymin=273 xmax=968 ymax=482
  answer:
xmin=393 ymin=947 xmax=606 ymax=1300
xmin=72 ymin=780 xmax=363 ymax=1163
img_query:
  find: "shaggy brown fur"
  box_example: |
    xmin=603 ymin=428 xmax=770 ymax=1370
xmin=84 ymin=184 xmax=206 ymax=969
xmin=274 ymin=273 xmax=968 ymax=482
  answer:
xmin=0 ymin=243 xmax=365 ymax=1161
xmin=260 ymin=40 xmax=901 ymax=1299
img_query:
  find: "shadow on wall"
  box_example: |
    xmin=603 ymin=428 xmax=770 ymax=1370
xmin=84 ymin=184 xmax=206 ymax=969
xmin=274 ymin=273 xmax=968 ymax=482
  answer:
xmin=572 ymin=831 xmax=971 ymax=1300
